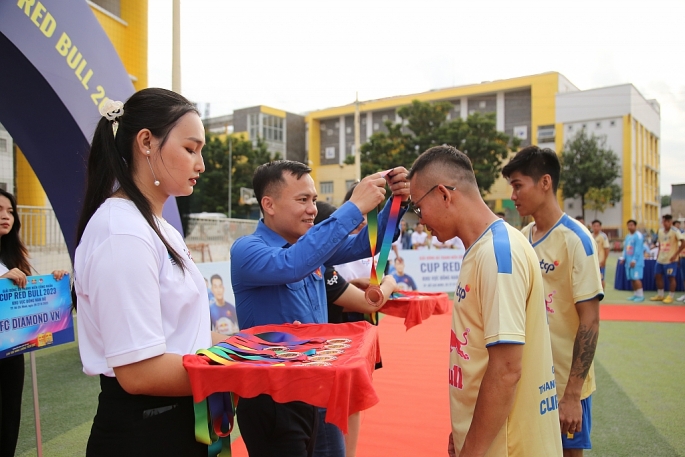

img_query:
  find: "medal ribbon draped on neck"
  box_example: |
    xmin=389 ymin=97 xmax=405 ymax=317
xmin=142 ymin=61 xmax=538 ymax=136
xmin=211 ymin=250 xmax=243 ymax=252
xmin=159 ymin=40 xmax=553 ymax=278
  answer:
xmin=365 ymin=169 xmax=403 ymax=308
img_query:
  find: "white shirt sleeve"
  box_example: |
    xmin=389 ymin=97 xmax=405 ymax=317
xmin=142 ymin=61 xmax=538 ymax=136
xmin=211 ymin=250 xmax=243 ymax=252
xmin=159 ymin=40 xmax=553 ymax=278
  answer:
xmin=84 ymin=234 xmax=167 ymax=368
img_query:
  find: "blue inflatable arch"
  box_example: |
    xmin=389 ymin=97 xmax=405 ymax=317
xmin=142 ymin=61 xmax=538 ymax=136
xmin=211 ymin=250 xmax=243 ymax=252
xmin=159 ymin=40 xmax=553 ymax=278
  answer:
xmin=0 ymin=0 xmax=182 ymax=258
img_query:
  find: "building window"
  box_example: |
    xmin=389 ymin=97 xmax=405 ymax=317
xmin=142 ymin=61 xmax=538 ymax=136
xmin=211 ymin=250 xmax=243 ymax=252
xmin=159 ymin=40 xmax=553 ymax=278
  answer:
xmin=0 ymin=138 xmax=7 ymax=153
xmin=327 ymin=129 xmax=334 ymax=136
xmin=610 ymin=120 xmax=616 ymax=127
xmin=346 ymin=127 xmax=352 ymax=134
xmin=248 ymin=113 xmax=259 ymax=141
xmin=345 ymin=180 xmax=357 ymax=190
xmin=596 ymin=122 xmax=602 ymax=128
xmin=537 ymin=125 xmax=555 ymax=143
xmin=320 ymin=181 xmax=334 ymax=194
xmin=513 ymin=126 xmax=528 ymax=140
xmin=262 ymin=115 xmax=284 ymax=142
xmin=325 ymin=147 xmax=336 ymax=159
xmin=373 ymin=123 xmax=379 ymax=130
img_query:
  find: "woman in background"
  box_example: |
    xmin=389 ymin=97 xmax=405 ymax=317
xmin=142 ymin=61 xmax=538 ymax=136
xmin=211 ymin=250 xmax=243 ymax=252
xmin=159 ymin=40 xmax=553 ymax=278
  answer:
xmin=0 ymin=189 xmax=67 ymax=457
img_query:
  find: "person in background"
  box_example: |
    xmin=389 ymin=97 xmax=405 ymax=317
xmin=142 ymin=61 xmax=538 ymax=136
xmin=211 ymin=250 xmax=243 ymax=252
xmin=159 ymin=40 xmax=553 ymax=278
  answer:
xmin=496 ymin=211 xmax=506 ymax=220
xmin=209 ymin=274 xmax=239 ymax=335
xmin=397 ymin=219 xmax=413 ymax=251
xmin=675 ymin=220 xmax=685 ymax=302
xmin=620 ymin=219 xmax=645 ymax=302
xmin=334 ymin=183 xmax=374 ymax=285
xmin=73 ymin=88 xmax=226 ymax=456
xmin=575 ymin=215 xmax=586 ymax=228
xmin=411 ymin=222 xmax=430 ymax=250
xmin=409 ymin=145 xmax=562 ymax=457
xmin=650 ymin=214 xmax=685 ymax=304
xmin=504 ymin=146 xmax=602 ymax=457
xmin=314 ymin=201 xmax=399 ymax=457
xmin=0 ymin=189 xmax=68 ymax=457
xmin=591 ymin=220 xmax=611 ymax=290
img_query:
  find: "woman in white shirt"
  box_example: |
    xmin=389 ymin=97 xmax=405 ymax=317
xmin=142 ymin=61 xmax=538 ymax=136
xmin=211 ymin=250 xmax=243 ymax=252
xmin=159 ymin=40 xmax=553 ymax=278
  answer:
xmin=74 ymin=88 xmax=224 ymax=456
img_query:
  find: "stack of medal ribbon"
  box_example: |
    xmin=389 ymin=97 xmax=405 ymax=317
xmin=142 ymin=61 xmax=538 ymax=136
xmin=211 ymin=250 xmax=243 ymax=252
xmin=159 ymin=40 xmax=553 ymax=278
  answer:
xmin=192 ymin=331 xmax=355 ymax=456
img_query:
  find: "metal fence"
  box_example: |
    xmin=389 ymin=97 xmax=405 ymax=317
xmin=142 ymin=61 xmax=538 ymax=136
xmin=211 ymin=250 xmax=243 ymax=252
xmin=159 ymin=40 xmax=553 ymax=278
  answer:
xmin=17 ymin=205 xmax=68 ymax=252
xmin=184 ymin=215 xmax=258 ymax=262
xmin=16 ymin=206 xmax=258 ymax=269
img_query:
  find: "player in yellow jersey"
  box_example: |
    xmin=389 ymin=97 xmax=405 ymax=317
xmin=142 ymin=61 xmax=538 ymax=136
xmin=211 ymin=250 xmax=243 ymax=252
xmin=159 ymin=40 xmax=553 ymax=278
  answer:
xmin=503 ymin=146 xmax=602 ymax=457
xmin=591 ymin=220 xmax=610 ymax=290
xmin=408 ymin=145 xmax=562 ymax=457
xmin=651 ymin=214 xmax=685 ymax=304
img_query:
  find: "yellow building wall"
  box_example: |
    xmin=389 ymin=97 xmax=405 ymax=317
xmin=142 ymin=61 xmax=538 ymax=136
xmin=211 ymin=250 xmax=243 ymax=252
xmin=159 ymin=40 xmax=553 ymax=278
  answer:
xmin=622 ymin=115 xmax=633 ymax=231
xmin=15 ymin=148 xmax=47 ymax=245
xmin=260 ymin=106 xmax=286 ymax=118
xmin=306 ymin=72 xmax=561 ymax=203
xmin=91 ymin=0 xmax=148 ymax=90
xmin=15 ymin=149 xmax=45 ymax=207
xmin=620 ymin=115 xmax=659 ymax=234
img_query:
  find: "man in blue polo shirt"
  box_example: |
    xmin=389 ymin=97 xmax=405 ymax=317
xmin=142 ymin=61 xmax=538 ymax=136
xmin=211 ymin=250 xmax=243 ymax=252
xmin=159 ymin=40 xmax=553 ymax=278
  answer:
xmin=231 ymin=160 xmax=409 ymax=457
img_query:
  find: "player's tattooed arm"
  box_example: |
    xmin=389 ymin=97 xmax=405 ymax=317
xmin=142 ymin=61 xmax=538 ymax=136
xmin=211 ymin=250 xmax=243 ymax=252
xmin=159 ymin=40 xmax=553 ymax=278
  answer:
xmin=570 ymin=297 xmax=600 ymax=380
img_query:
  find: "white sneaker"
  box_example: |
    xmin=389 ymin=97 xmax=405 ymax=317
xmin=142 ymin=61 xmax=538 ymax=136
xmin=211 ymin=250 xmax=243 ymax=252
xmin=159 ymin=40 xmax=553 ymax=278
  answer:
xmin=677 ymin=295 xmax=685 ymax=302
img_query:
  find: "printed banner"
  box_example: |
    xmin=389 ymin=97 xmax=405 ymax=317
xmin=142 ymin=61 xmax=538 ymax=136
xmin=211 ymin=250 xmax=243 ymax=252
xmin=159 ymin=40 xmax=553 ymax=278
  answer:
xmin=389 ymin=248 xmax=464 ymax=293
xmin=0 ymin=275 xmax=74 ymax=359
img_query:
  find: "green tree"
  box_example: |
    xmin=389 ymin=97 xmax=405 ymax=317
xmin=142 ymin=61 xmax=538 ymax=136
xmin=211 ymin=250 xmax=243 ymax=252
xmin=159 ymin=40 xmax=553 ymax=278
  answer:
xmin=559 ymin=130 xmax=622 ymax=220
xmin=661 ymin=195 xmax=671 ymax=208
xmin=177 ymin=133 xmax=279 ymax=228
xmin=436 ymin=112 xmax=520 ymax=195
xmin=347 ymin=100 xmax=520 ymax=195
xmin=584 ymin=187 xmax=620 ymax=219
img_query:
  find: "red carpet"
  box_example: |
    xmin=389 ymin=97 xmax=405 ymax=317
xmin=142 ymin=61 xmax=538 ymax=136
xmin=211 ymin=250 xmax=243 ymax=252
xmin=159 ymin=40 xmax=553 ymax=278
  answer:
xmin=227 ymin=305 xmax=685 ymax=456
xmin=600 ymin=304 xmax=685 ymax=323
xmin=229 ymin=313 xmax=452 ymax=457
xmin=355 ymin=313 xmax=451 ymax=457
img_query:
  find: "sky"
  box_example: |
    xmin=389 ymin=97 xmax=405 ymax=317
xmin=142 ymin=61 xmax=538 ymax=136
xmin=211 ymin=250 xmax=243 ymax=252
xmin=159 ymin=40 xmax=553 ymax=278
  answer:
xmin=148 ymin=0 xmax=685 ymax=195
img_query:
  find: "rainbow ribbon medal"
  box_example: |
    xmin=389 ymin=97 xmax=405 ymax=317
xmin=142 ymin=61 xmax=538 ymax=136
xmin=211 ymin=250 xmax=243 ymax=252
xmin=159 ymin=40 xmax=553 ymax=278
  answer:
xmin=364 ymin=169 xmax=403 ymax=309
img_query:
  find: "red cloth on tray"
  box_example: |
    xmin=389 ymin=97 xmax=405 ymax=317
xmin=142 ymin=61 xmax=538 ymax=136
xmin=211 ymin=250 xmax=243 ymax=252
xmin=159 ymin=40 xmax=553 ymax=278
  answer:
xmin=381 ymin=291 xmax=451 ymax=330
xmin=183 ymin=321 xmax=380 ymax=433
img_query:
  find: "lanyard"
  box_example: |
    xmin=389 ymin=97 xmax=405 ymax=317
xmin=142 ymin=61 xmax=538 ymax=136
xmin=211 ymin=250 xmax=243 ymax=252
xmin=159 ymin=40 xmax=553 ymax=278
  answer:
xmin=365 ymin=196 xmax=403 ymax=306
xmin=193 ymin=330 xmax=331 ymax=452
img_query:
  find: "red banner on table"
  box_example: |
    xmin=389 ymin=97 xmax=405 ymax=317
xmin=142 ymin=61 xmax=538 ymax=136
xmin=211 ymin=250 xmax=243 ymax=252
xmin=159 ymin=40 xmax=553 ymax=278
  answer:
xmin=183 ymin=321 xmax=380 ymax=433
xmin=382 ymin=291 xmax=451 ymax=330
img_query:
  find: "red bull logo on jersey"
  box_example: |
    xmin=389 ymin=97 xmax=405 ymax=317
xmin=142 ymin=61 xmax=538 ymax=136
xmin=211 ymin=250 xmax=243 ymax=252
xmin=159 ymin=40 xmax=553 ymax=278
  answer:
xmin=449 ymin=364 xmax=463 ymax=389
xmin=545 ymin=290 xmax=556 ymax=314
xmin=455 ymin=283 xmax=470 ymax=302
xmin=450 ymin=328 xmax=470 ymax=360
xmin=539 ymin=259 xmax=559 ymax=274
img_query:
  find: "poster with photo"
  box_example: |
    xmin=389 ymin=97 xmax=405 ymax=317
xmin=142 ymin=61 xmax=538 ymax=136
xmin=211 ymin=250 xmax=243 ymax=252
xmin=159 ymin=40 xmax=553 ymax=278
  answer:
xmin=389 ymin=248 xmax=464 ymax=293
xmin=195 ymin=261 xmax=239 ymax=336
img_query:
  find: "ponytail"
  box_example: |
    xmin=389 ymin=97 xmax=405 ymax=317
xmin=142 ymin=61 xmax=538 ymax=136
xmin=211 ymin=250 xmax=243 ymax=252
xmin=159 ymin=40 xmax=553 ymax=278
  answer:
xmin=76 ymin=88 xmax=199 ymax=280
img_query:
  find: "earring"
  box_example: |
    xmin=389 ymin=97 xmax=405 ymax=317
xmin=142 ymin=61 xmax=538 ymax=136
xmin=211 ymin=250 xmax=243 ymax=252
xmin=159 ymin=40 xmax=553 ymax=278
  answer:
xmin=146 ymin=150 xmax=160 ymax=186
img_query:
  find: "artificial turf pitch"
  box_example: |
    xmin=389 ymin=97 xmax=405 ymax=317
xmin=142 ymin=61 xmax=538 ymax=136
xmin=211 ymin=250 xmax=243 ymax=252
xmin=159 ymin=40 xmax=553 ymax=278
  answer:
xmin=14 ymin=254 xmax=685 ymax=456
